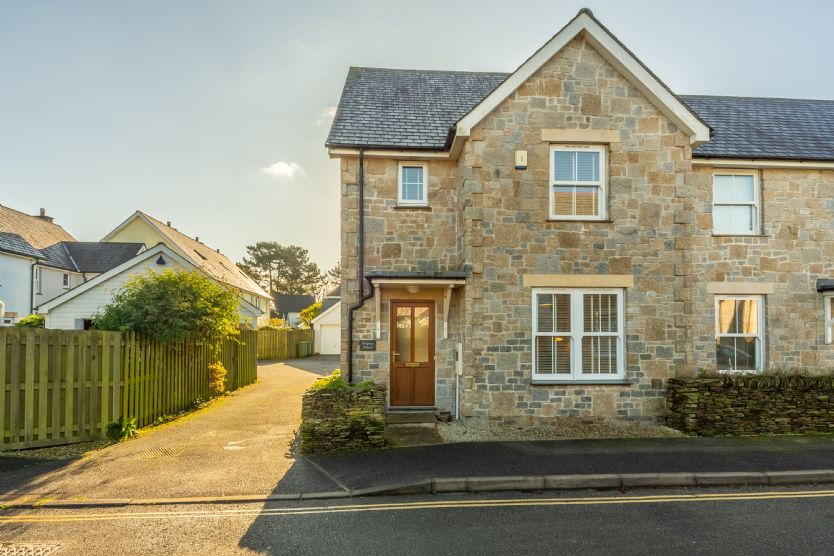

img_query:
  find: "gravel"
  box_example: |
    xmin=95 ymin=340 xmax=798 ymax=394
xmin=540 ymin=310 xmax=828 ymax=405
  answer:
xmin=437 ymin=421 xmax=684 ymax=443
xmin=0 ymin=440 xmax=110 ymax=461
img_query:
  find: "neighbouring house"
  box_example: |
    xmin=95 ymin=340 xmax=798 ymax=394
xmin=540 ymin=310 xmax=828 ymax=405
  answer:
xmin=0 ymin=205 xmax=78 ymax=324
xmin=273 ymin=294 xmax=316 ymax=327
xmin=1 ymin=204 xmax=148 ymax=326
xmin=312 ymin=286 xmax=341 ymax=354
xmin=100 ymin=211 xmax=272 ymax=326
xmin=326 ymin=9 xmax=834 ymax=426
xmin=39 ymin=243 xmax=265 ymax=329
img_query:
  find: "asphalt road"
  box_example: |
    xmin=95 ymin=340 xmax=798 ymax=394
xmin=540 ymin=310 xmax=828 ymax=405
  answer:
xmin=2 ymin=485 xmax=834 ymax=555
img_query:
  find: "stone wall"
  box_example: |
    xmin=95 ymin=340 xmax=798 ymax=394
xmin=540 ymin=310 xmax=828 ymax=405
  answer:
xmin=688 ymin=167 xmax=834 ymax=372
xmin=456 ymin=34 xmax=692 ymax=425
xmin=339 ymin=155 xmax=465 ymax=414
xmin=300 ymin=384 xmax=387 ymax=453
xmin=666 ymin=375 xmax=834 ymax=435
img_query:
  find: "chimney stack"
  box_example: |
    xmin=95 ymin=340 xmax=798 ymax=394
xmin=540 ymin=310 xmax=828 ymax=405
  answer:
xmin=166 ymin=221 xmax=171 ymax=227
xmin=195 ymin=236 xmax=200 ymax=243
xmin=36 ymin=208 xmax=54 ymax=223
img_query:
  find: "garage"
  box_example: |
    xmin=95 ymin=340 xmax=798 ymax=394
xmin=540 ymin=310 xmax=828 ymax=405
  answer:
xmin=312 ymin=301 xmax=341 ymax=355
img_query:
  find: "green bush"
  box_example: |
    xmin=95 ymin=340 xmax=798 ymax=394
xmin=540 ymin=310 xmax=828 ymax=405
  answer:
xmin=106 ymin=417 xmax=137 ymax=442
xmin=15 ymin=314 xmax=45 ymax=328
xmin=309 ymin=370 xmax=373 ymax=392
xmin=94 ymin=270 xmax=241 ymax=343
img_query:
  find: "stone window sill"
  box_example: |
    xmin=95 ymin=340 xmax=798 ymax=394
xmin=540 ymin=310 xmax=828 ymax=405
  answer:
xmin=394 ymin=205 xmax=432 ymax=211
xmin=545 ymin=219 xmax=614 ymax=223
xmin=711 ymin=233 xmax=769 ymax=238
xmin=531 ymin=379 xmax=634 ymax=386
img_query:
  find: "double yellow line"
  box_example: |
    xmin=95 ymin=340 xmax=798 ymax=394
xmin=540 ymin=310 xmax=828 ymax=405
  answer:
xmin=3 ymin=489 xmax=834 ymax=524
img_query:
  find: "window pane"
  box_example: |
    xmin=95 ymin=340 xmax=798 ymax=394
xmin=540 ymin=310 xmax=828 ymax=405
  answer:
xmin=537 ymin=294 xmax=571 ymax=333
xmin=713 ymin=205 xmax=733 ymax=232
xmin=716 ymin=337 xmax=759 ymax=371
xmin=717 ymin=298 xmax=758 ymax=335
xmin=582 ymin=336 xmax=618 ymax=374
xmin=576 ymin=151 xmax=600 ymax=182
xmin=584 ymin=294 xmax=618 ymax=333
xmin=829 ymin=298 xmax=834 ymax=321
xmin=713 ymin=175 xmax=735 ymax=203
xmin=554 ymin=151 xmax=575 ymax=181
xmin=553 ymin=186 xmax=574 ymax=216
xmin=401 ymin=166 xmax=424 ymax=201
xmin=574 ymin=186 xmax=599 ymax=216
xmin=413 ymin=307 xmax=430 ymax=363
xmin=536 ymin=336 xmax=571 ymax=374
xmin=730 ymin=205 xmax=754 ymax=233
xmin=732 ymin=175 xmax=755 ymax=202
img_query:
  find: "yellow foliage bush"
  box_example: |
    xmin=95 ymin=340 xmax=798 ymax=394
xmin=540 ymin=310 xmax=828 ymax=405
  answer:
xmin=208 ymin=361 xmax=227 ymax=397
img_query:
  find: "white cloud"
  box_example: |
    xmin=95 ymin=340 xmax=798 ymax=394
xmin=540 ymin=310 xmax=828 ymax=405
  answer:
xmin=262 ymin=161 xmax=304 ymax=179
xmin=317 ymin=106 xmax=337 ymax=126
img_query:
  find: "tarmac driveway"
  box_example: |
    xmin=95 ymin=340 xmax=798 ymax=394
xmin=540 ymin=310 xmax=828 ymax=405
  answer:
xmin=0 ymin=358 xmax=341 ymax=502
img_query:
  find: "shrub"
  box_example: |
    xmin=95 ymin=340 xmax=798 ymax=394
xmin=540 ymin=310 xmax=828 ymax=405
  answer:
xmin=106 ymin=417 xmax=138 ymax=442
xmin=309 ymin=370 xmax=373 ymax=392
xmin=208 ymin=361 xmax=227 ymax=397
xmin=15 ymin=314 xmax=45 ymax=328
xmin=94 ymin=270 xmax=241 ymax=343
xmin=298 ymin=302 xmax=322 ymax=329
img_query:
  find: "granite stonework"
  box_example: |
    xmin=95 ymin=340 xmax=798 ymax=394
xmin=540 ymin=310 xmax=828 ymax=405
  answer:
xmin=338 ymin=35 xmax=834 ymax=426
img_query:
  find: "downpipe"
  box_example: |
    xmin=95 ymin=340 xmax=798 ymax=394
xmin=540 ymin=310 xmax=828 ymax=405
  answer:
xmin=347 ymin=148 xmax=373 ymax=383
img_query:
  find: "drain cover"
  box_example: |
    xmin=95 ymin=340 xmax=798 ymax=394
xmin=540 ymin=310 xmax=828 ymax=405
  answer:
xmin=132 ymin=446 xmax=189 ymax=460
xmin=0 ymin=544 xmax=64 ymax=556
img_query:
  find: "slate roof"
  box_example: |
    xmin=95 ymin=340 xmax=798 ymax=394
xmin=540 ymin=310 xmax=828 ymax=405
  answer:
xmin=683 ymin=95 xmax=834 ymax=161
xmin=63 ymin=242 xmax=145 ymax=273
xmin=137 ymin=213 xmax=270 ymax=299
xmin=0 ymin=231 xmax=45 ymax=259
xmin=0 ymin=204 xmax=75 ymax=249
xmin=328 ymin=68 xmax=834 ymax=161
xmin=326 ymin=67 xmax=508 ymax=149
xmin=38 ymin=242 xmax=76 ymax=269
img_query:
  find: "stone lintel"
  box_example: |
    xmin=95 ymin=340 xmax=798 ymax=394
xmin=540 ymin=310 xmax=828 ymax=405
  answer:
xmin=523 ymin=274 xmax=634 ymax=288
xmin=541 ymin=129 xmax=619 ymax=143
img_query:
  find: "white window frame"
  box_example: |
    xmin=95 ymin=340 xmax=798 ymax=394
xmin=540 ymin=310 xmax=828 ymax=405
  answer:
xmin=62 ymin=273 xmax=70 ymax=289
xmin=825 ymin=295 xmax=834 ymax=345
xmin=714 ymin=295 xmax=765 ymax=373
xmin=397 ymin=162 xmax=428 ymax=206
xmin=549 ymin=145 xmax=607 ymax=221
xmin=712 ymin=170 xmax=760 ymax=235
xmin=34 ymin=266 xmax=41 ymax=294
xmin=532 ymin=288 xmax=625 ymax=382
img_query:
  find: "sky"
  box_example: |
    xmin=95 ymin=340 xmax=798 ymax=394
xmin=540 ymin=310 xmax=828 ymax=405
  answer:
xmin=1 ymin=0 xmax=833 ymax=272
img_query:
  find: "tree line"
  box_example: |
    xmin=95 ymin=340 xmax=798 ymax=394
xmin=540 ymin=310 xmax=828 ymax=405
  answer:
xmin=237 ymin=242 xmax=340 ymax=297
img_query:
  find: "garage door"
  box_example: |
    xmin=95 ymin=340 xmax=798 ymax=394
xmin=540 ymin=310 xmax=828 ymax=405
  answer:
xmin=319 ymin=324 xmax=341 ymax=355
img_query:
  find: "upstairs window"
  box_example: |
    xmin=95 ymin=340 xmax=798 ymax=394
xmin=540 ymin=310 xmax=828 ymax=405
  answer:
xmin=398 ymin=162 xmax=428 ymax=206
xmin=62 ymin=273 xmax=70 ymax=288
xmin=713 ymin=172 xmax=759 ymax=234
xmin=34 ymin=267 xmax=41 ymax=294
xmin=825 ymin=296 xmax=834 ymax=345
xmin=550 ymin=145 xmax=606 ymax=220
xmin=715 ymin=295 xmax=764 ymax=373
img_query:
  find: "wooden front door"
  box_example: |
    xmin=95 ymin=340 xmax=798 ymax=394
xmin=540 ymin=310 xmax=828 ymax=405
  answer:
xmin=390 ymin=301 xmax=435 ymax=407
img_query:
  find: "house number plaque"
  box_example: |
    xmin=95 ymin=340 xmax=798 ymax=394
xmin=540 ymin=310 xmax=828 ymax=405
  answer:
xmin=359 ymin=340 xmax=377 ymax=351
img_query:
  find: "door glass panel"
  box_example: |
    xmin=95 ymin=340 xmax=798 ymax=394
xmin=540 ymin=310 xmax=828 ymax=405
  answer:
xmin=395 ymin=307 xmax=411 ymax=363
xmin=413 ymin=306 xmax=430 ymax=363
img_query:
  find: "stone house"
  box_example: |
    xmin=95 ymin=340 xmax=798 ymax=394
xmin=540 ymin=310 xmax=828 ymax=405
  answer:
xmin=325 ymin=9 xmax=834 ymax=426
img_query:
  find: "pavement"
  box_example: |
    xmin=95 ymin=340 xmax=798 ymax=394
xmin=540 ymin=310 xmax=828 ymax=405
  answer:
xmin=2 ymin=354 xmax=834 ymax=507
xmin=305 ymin=435 xmax=834 ymax=495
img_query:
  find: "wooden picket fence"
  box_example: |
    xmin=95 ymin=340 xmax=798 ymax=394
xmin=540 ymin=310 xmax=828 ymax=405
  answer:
xmin=256 ymin=328 xmax=313 ymax=360
xmin=0 ymin=328 xmax=257 ymax=449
